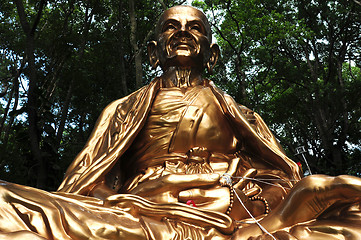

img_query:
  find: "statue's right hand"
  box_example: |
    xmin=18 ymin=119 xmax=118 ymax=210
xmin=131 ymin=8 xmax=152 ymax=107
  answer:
xmin=129 ymin=173 xmax=220 ymax=204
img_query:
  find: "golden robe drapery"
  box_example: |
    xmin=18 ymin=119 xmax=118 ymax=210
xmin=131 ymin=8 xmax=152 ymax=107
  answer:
xmin=0 ymin=78 xmax=305 ymax=239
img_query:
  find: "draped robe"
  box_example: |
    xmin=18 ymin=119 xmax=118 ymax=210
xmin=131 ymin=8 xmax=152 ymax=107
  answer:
xmin=1 ymin=78 xmax=359 ymax=239
xmin=57 ymin=78 xmax=300 ymax=195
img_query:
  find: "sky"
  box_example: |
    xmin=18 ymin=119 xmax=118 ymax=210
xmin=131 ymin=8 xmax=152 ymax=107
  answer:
xmin=186 ymin=0 xmax=194 ymax=6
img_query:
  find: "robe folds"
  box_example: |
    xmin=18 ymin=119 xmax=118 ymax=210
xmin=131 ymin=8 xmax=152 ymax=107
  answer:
xmin=2 ymin=78 xmax=359 ymax=239
xmin=57 ymin=78 xmax=301 ymax=196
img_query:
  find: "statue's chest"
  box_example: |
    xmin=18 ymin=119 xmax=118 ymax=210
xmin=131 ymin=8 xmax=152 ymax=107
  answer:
xmin=145 ymin=86 xmax=238 ymax=153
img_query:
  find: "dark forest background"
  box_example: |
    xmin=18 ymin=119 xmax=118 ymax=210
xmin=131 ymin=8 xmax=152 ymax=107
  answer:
xmin=0 ymin=0 xmax=360 ymax=191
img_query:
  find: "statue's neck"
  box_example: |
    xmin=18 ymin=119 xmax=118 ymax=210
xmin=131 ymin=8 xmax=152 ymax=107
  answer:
xmin=161 ymin=67 xmax=203 ymax=88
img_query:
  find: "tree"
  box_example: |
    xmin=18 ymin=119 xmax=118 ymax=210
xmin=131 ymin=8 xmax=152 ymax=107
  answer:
xmin=0 ymin=0 xmax=185 ymax=190
xmin=194 ymin=0 xmax=361 ymax=175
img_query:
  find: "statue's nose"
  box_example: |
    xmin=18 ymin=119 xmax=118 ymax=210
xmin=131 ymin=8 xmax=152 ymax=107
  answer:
xmin=174 ymin=28 xmax=192 ymax=39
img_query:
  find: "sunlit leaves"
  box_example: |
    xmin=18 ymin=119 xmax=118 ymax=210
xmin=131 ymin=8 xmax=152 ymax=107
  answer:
xmin=195 ymin=0 xmax=361 ymax=175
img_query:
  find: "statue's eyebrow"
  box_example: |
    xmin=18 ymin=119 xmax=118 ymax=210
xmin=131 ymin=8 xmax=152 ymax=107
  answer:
xmin=186 ymin=20 xmax=206 ymax=34
xmin=161 ymin=19 xmax=181 ymax=32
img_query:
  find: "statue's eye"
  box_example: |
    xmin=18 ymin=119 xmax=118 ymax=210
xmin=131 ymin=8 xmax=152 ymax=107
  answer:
xmin=190 ymin=24 xmax=203 ymax=34
xmin=163 ymin=23 xmax=176 ymax=32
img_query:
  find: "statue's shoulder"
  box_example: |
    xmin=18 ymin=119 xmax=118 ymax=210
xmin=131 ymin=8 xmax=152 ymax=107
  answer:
xmin=206 ymin=79 xmax=257 ymax=123
xmin=105 ymin=78 xmax=161 ymax=116
xmin=107 ymin=85 xmax=148 ymax=111
xmin=235 ymin=104 xmax=257 ymax=125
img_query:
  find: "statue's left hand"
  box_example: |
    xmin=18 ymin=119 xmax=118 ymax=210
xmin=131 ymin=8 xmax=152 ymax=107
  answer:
xmin=267 ymin=175 xmax=361 ymax=226
xmin=232 ymin=175 xmax=361 ymax=240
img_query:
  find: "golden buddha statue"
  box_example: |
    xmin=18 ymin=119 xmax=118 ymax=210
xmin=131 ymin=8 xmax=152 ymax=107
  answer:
xmin=0 ymin=5 xmax=360 ymax=240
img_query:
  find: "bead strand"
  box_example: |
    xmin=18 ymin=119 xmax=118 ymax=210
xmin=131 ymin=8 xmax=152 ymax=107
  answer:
xmin=226 ymin=186 xmax=234 ymax=215
xmin=250 ymin=196 xmax=270 ymax=214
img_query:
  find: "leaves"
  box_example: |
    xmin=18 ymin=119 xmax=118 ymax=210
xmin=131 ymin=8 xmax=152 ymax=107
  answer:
xmin=196 ymin=0 xmax=361 ymax=176
xmin=1 ymin=0 xmax=360 ymax=190
xmin=0 ymin=0 xmax=184 ymax=190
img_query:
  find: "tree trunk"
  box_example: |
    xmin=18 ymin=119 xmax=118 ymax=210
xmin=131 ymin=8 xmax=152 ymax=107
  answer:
xmin=0 ymin=77 xmax=20 ymax=169
xmin=118 ymin=1 xmax=128 ymax=96
xmin=56 ymin=79 xmax=73 ymax=147
xmin=129 ymin=0 xmax=143 ymax=89
xmin=3 ymin=78 xmax=19 ymax=149
xmin=235 ymin=56 xmax=247 ymax=104
xmin=0 ymin=83 xmax=14 ymax=137
xmin=15 ymin=0 xmax=47 ymax=188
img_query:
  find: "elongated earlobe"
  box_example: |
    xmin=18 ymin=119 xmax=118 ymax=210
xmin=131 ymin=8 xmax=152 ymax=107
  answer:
xmin=147 ymin=41 xmax=160 ymax=69
xmin=207 ymin=43 xmax=220 ymax=74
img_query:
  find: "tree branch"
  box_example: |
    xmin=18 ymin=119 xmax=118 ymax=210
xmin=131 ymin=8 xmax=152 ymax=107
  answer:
xmin=14 ymin=0 xmax=31 ymax=35
xmin=157 ymin=0 xmax=167 ymax=10
xmin=353 ymin=0 xmax=361 ymax=6
xmin=30 ymin=0 xmax=47 ymax=36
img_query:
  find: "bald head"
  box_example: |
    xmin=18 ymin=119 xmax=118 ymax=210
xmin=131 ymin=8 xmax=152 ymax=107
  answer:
xmin=148 ymin=5 xmax=218 ymax=72
xmin=155 ymin=6 xmax=212 ymax=41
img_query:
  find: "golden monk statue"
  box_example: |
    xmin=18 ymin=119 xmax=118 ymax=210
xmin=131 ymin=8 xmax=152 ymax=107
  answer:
xmin=0 ymin=5 xmax=360 ymax=240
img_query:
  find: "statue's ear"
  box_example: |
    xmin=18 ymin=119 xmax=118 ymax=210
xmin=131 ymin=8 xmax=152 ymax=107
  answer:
xmin=147 ymin=41 xmax=160 ymax=69
xmin=206 ymin=43 xmax=220 ymax=74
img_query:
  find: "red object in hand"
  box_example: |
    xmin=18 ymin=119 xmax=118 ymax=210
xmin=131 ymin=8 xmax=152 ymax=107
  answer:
xmin=297 ymin=162 xmax=302 ymax=167
xmin=186 ymin=200 xmax=197 ymax=207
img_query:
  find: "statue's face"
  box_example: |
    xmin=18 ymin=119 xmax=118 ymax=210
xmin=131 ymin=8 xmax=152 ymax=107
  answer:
xmin=155 ymin=6 xmax=212 ymax=70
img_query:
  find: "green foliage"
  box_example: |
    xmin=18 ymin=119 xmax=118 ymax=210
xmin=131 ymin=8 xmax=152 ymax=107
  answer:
xmin=0 ymin=0 xmax=184 ymax=190
xmin=195 ymin=0 xmax=361 ymax=176
xmin=1 ymin=0 xmax=360 ymax=190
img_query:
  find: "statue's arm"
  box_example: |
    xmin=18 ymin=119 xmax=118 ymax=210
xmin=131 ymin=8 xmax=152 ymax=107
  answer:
xmin=58 ymin=87 xmax=147 ymax=194
xmin=57 ymin=98 xmax=126 ymax=193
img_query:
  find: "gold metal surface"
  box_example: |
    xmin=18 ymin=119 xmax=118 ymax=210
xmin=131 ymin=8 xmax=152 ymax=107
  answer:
xmin=0 ymin=5 xmax=360 ymax=240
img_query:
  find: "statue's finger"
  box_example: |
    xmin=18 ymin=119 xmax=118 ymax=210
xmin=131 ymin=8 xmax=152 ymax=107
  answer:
xmin=131 ymin=173 xmax=219 ymax=195
xmin=178 ymin=188 xmax=228 ymax=202
xmin=163 ymin=173 xmax=220 ymax=188
xmin=178 ymin=189 xmax=204 ymax=202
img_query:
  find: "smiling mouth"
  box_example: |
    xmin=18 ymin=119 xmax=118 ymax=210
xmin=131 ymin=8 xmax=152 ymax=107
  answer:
xmin=166 ymin=37 xmax=199 ymax=57
xmin=175 ymin=45 xmax=192 ymax=52
xmin=173 ymin=42 xmax=195 ymax=50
